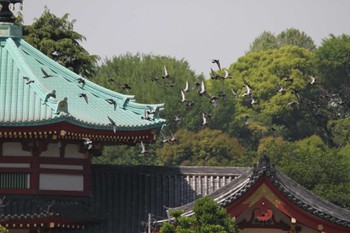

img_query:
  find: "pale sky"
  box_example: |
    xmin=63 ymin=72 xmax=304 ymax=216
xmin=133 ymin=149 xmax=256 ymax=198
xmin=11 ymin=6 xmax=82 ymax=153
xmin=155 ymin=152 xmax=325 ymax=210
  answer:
xmin=22 ymin=0 xmax=350 ymax=77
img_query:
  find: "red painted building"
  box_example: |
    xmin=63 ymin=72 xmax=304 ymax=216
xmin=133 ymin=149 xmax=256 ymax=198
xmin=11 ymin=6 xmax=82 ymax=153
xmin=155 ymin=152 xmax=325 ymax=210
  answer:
xmin=1 ymin=1 xmax=350 ymax=233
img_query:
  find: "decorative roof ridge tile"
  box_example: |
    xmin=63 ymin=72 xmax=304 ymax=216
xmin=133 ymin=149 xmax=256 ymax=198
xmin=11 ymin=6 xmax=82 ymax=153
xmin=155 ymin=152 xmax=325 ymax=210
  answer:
xmin=273 ymin=170 xmax=350 ymax=227
xmin=161 ymin=153 xmax=350 ymax=228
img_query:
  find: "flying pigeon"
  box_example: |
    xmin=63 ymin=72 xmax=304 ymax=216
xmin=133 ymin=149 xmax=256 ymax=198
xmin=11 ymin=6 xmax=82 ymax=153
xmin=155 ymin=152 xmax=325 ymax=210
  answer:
xmin=222 ymin=69 xmax=232 ymax=79
xmin=23 ymin=76 xmax=34 ymax=84
xmin=122 ymin=83 xmax=132 ymax=91
xmin=77 ymin=78 xmax=86 ymax=88
xmin=107 ymin=116 xmax=117 ymax=133
xmin=41 ymin=68 xmax=54 ymax=78
xmin=309 ymin=76 xmax=317 ymax=85
xmin=82 ymin=138 xmax=93 ymax=150
xmin=141 ymin=108 xmax=152 ymax=120
xmin=106 ymin=99 xmax=117 ymax=111
xmin=79 ymin=93 xmax=88 ymax=104
xmin=241 ymin=115 xmax=250 ymax=125
xmin=211 ymin=59 xmax=221 ymax=70
xmin=140 ymin=141 xmax=148 ymax=154
xmin=162 ymin=65 xmax=170 ymax=79
xmin=210 ymin=68 xmax=221 ymax=80
xmin=201 ymin=112 xmax=209 ymax=126
xmin=44 ymin=90 xmax=56 ymax=103
xmin=183 ymin=81 xmax=190 ymax=92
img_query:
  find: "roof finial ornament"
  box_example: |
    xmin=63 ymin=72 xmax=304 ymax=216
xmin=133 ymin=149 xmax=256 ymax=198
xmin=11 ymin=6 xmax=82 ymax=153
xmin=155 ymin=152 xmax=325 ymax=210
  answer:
xmin=0 ymin=0 xmax=23 ymax=23
xmin=252 ymin=150 xmax=276 ymax=178
xmin=259 ymin=150 xmax=270 ymax=167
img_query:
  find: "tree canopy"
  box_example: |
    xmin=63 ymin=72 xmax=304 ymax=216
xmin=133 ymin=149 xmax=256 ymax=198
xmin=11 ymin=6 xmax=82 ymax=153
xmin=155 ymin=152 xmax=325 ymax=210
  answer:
xmin=249 ymin=28 xmax=316 ymax=53
xmin=21 ymin=6 xmax=99 ymax=77
xmin=160 ymin=197 xmax=239 ymax=233
xmin=22 ymin=7 xmax=350 ymax=208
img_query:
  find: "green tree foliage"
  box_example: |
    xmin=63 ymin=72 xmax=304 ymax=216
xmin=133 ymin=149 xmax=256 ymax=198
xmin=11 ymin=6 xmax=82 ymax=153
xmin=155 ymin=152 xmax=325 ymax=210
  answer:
xmin=0 ymin=226 xmax=8 ymax=233
xmin=248 ymin=28 xmax=316 ymax=53
xmin=91 ymin=53 xmax=210 ymax=165
xmin=327 ymin=117 xmax=350 ymax=147
xmin=277 ymin=28 xmax=316 ymax=51
xmin=21 ymin=6 xmax=99 ymax=77
xmin=156 ymin=128 xmax=245 ymax=166
xmin=215 ymin=46 xmax=320 ymax=149
xmin=160 ymin=197 xmax=239 ymax=233
xmin=261 ymin=135 xmax=350 ymax=208
xmin=249 ymin=31 xmax=278 ymax=53
xmin=314 ymin=34 xmax=350 ymax=118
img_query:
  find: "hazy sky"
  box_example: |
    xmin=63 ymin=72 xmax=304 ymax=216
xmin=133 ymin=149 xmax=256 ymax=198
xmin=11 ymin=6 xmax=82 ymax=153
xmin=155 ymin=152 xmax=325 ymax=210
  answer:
xmin=23 ymin=0 xmax=350 ymax=77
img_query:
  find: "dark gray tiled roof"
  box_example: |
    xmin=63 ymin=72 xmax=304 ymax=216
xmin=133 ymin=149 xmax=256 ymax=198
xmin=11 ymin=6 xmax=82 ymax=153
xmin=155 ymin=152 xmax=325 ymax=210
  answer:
xmin=0 ymin=195 xmax=95 ymax=223
xmin=170 ymin=155 xmax=350 ymax=229
xmin=88 ymin=164 xmax=247 ymax=233
xmin=2 ymin=162 xmax=350 ymax=232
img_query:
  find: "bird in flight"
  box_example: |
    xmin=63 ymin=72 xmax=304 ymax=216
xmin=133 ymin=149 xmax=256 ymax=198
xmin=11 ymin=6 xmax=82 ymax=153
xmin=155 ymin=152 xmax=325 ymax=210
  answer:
xmin=107 ymin=116 xmax=117 ymax=133
xmin=140 ymin=141 xmax=148 ymax=154
xmin=210 ymin=68 xmax=221 ymax=80
xmin=169 ymin=130 xmax=177 ymax=142
xmin=23 ymin=76 xmax=34 ymax=84
xmin=179 ymin=90 xmax=190 ymax=104
xmin=201 ymin=112 xmax=209 ymax=126
xmin=183 ymin=81 xmax=190 ymax=92
xmin=122 ymin=83 xmax=132 ymax=91
xmin=41 ymin=68 xmax=54 ymax=78
xmin=173 ymin=115 xmax=182 ymax=125
xmin=106 ymin=99 xmax=117 ymax=111
xmin=77 ymin=78 xmax=86 ymax=88
xmin=141 ymin=108 xmax=152 ymax=120
xmin=277 ymin=85 xmax=286 ymax=95
xmin=222 ymin=69 xmax=232 ymax=79
xmin=309 ymin=76 xmax=317 ymax=85
xmin=82 ymin=138 xmax=93 ymax=150
xmin=79 ymin=93 xmax=88 ymax=104
xmin=241 ymin=115 xmax=250 ymax=125
xmin=211 ymin=59 xmax=221 ymax=70
xmin=43 ymin=90 xmax=56 ymax=103
xmin=160 ymin=131 xmax=169 ymax=143
xmin=162 ymin=65 xmax=170 ymax=79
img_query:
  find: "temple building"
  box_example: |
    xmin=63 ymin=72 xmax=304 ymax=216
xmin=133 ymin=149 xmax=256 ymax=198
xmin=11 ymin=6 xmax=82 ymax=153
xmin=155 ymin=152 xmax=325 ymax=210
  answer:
xmin=0 ymin=1 xmax=350 ymax=233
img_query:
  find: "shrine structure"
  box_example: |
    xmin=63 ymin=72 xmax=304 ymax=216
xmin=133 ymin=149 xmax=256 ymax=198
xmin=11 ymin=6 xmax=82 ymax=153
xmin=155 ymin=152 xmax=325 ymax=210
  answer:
xmin=0 ymin=1 xmax=165 ymax=232
xmin=1 ymin=1 xmax=350 ymax=233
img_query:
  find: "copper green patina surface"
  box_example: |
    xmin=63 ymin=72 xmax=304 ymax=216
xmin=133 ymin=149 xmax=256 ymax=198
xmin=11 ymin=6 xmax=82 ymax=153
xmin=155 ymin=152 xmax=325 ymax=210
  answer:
xmin=0 ymin=25 xmax=165 ymax=131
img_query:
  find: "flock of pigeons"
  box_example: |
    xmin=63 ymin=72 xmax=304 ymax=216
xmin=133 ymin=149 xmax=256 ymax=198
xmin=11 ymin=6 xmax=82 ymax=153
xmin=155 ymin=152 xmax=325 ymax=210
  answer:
xmin=31 ymin=58 xmax=329 ymax=155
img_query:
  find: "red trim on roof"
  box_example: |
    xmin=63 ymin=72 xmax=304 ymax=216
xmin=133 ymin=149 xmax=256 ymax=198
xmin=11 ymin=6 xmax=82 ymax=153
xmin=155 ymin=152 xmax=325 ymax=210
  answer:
xmin=225 ymin=176 xmax=350 ymax=233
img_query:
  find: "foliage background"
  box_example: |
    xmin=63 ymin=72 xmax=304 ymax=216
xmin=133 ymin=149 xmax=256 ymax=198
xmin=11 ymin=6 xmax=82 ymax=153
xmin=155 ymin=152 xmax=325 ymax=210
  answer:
xmin=22 ymin=10 xmax=350 ymax=209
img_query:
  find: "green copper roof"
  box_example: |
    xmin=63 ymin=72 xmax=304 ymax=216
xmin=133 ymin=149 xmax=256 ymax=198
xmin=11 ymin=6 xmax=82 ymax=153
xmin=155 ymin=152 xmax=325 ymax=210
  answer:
xmin=0 ymin=25 xmax=165 ymax=131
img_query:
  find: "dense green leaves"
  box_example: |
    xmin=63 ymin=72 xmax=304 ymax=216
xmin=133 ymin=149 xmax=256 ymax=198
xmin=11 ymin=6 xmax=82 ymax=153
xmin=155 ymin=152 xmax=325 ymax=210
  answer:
xmin=249 ymin=28 xmax=316 ymax=53
xmin=0 ymin=226 xmax=8 ymax=233
xmin=23 ymin=7 xmax=350 ymax=209
xmin=157 ymin=128 xmax=245 ymax=166
xmin=160 ymin=197 xmax=239 ymax=233
xmin=21 ymin=7 xmax=99 ymax=77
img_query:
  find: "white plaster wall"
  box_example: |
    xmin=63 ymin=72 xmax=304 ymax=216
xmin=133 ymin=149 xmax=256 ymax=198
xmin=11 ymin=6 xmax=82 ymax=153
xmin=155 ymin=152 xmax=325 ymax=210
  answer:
xmin=65 ymin=144 xmax=86 ymax=158
xmin=2 ymin=142 xmax=31 ymax=156
xmin=40 ymin=164 xmax=83 ymax=170
xmin=39 ymin=173 xmax=84 ymax=191
xmin=40 ymin=143 xmax=60 ymax=157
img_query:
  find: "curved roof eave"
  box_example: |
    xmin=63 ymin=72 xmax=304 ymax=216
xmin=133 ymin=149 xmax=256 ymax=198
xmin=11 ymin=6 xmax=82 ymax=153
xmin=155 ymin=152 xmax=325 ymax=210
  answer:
xmin=168 ymin=157 xmax=350 ymax=228
xmin=0 ymin=37 xmax=166 ymax=131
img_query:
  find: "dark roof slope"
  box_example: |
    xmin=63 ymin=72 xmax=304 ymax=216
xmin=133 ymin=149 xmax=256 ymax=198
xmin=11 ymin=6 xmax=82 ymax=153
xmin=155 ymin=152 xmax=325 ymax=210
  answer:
xmin=171 ymin=155 xmax=350 ymax=229
xmin=87 ymin=164 xmax=248 ymax=233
